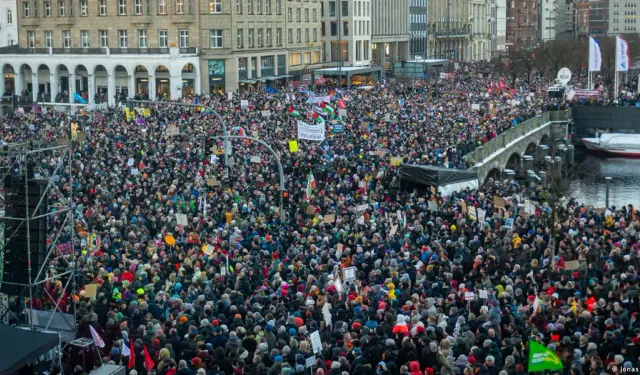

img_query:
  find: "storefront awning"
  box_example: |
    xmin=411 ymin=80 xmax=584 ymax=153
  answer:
xmin=239 ymin=79 xmax=258 ymax=84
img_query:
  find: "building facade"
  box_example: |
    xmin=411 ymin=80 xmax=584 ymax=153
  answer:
xmin=491 ymin=0 xmax=507 ymax=56
xmin=320 ymin=0 xmax=372 ymax=69
xmin=505 ymin=0 xmax=539 ymax=50
xmin=0 ymin=0 xmax=18 ymax=47
xmin=609 ymin=0 xmax=638 ymax=34
xmin=428 ymin=0 xmax=470 ymax=61
xmin=539 ymin=0 xmax=558 ymax=41
xmin=469 ymin=0 xmax=491 ymax=61
xmin=576 ymin=0 xmax=590 ymax=34
xmin=589 ymin=0 xmax=609 ymax=35
xmin=409 ymin=0 xmax=428 ymax=59
xmin=371 ymin=0 xmax=410 ymax=70
xmin=0 ymin=0 xmax=322 ymax=101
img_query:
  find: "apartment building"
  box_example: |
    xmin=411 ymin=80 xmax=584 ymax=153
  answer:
xmin=505 ymin=0 xmax=539 ymax=50
xmin=320 ymin=0 xmax=372 ymax=68
xmin=589 ymin=0 xmax=609 ymax=35
xmin=539 ymin=0 xmax=557 ymax=41
xmin=609 ymin=0 xmax=639 ymax=34
xmin=428 ymin=0 xmax=470 ymax=61
xmin=469 ymin=0 xmax=491 ymax=61
xmin=409 ymin=0 xmax=428 ymax=59
xmin=0 ymin=0 xmax=322 ymax=102
xmin=491 ymin=0 xmax=507 ymax=56
xmin=0 ymin=0 xmax=18 ymax=47
xmin=371 ymin=0 xmax=410 ymax=71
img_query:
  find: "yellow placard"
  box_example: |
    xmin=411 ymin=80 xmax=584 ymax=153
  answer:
xmin=143 ymin=108 xmax=151 ymax=118
xmin=390 ymin=157 xmax=403 ymax=167
xmin=164 ymin=235 xmax=176 ymax=246
xmin=289 ymin=140 xmax=299 ymax=153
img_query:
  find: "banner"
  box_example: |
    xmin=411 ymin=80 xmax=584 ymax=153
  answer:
xmin=297 ymin=120 xmax=326 ymax=141
xmin=573 ymin=89 xmax=600 ymax=99
xmin=588 ymin=36 xmax=602 ymax=72
xmin=528 ymin=340 xmax=563 ymax=372
xmin=616 ymin=35 xmax=630 ymax=72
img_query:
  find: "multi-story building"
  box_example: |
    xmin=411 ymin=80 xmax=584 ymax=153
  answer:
xmin=589 ymin=0 xmax=609 ymax=35
xmin=371 ymin=0 xmax=410 ymax=70
xmin=428 ymin=0 xmax=470 ymax=61
xmin=553 ymin=0 xmax=574 ymax=39
xmin=490 ymin=0 xmax=507 ymax=57
xmin=505 ymin=0 xmax=539 ymax=50
xmin=576 ymin=0 xmax=590 ymax=34
xmin=0 ymin=0 xmax=322 ymax=102
xmin=609 ymin=0 xmax=638 ymax=34
xmin=0 ymin=0 xmax=18 ymax=48
xmin=539 ymin=0 xmax=557 ymax=41
xmin=409 ymin=0 xmax=428 ymax=59
xmin=469 ymin=0 xmax=491 ymax=61
xmin=320 ymin=0 xmax=371 ymax=69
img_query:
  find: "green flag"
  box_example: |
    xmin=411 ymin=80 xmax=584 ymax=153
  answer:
xmin=528 ymin=340 xmax=563 ymax=373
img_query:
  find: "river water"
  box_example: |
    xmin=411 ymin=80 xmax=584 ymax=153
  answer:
xmin=570 ymin=153 xmax=640 ymax=208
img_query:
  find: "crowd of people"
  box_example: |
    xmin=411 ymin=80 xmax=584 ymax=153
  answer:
xmin=0 ymin=62 xmax=638 ymax=375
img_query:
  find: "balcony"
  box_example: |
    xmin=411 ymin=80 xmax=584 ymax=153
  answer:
xmin=0 ymin=45 xmax=197 ymax=55
xmin=433 ymin=29 xmax=470 ymax=38
xmin=51 ymin=47 xmax=107 ymax=54
xmin=110 ymin=47 xmax=169 ymax=54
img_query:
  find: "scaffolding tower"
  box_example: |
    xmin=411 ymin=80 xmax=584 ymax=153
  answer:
xmin=0 ymin=140 xmax=76 ymax=341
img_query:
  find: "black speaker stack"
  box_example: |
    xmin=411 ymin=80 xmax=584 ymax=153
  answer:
xmin=1 ymin=169 xmax=47 ymax=296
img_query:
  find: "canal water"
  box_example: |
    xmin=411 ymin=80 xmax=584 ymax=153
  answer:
xmin=570 ymin=153 xmax=640 ymax=209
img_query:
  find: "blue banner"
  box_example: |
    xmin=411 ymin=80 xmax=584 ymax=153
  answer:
xmin=74 ymin=92 xmax=87 ymax=104
xmin=333 ymin=124 xmax=344 ymax=132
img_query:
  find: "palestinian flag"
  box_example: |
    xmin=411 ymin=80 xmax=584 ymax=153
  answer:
xmin=314 ymin=116 xmax=325 ymax=125
xmin=288 ymin=106 xmax=301 ymax=118
xmin=305 ymin=170 xmax=316 ymax=201
xmin=321 ymin=102 xmax=334 ymax=115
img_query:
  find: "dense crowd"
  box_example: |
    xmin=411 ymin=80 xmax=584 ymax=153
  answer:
xmin=0 ymin=63 xmax=638 ymax=375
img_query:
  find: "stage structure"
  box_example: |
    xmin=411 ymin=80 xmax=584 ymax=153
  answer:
xmin=0 ymin=138 xmax=76 ymax=342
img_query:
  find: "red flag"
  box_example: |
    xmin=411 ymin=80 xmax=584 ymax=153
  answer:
xmin=337 ymin=100 xmax=346 ymax=109
xmin=128 ymin=339 xmax=135 ymax=369
xmin=321 ymin=102 xmax=327 ymax=109
xmin=312 ymin=112 xmax=319 ymax=119
xmin=166 ymin=369 xmax=177 ymax=375
xmin=143 ymin=344 xmax=155 ymax=371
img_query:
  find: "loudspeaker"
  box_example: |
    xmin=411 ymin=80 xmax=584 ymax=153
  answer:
xmin=1 ymin=174 xmax=47 ymax=296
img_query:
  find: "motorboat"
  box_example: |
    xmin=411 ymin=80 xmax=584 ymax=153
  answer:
xmin=582 ymin=133 xmax=640 ymax=157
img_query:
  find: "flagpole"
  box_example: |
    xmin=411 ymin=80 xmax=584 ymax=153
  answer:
xmin=615 ymin=72 xmax=618 ymax=104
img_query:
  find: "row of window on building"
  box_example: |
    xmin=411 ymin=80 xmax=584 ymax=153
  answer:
xmin=321 ymin=20 xmax=370 ymax=37
xmin=321 ymin=0 xmax=370 ymax=18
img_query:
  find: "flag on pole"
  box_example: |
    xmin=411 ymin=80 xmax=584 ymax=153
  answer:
xmin=305 ymin=170 xmax=316 ymax=201
xmin=616 ymin=35 xmax=630 ymax=72
xmin=143 ymin=344 xmax=155 ymax=371
xmin=527 ymin=339 xmax=564 ymax=372
xmin=588 ymin=36 xmax=602 ymax=72
xmin=121 ymin=340 xmax=131 ymax=357
xmin=288 ymin=106 xmax=301 ymax=118
xmin=321 ymin=102 xmax=334 ymax=115
xmin=90 ymin=325 xmax=105 ymax=348
xmin=128 ymin=339 xmax=135 ymax=369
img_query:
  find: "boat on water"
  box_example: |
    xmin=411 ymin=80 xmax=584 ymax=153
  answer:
xmin=582 ymin=133 xmax=640 ymax=157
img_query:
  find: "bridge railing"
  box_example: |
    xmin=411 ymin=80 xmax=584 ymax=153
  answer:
xmin=466 ymin=110 xmax=571 ymax=165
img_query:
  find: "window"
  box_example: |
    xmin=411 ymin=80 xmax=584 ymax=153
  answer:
xmin=237 ymin=28 xmax=243 ymax=47
xmin=80 ymin=0 xmax=87 ymax=15
xmin=247 ymin=0 xmax=252 ymax=13
xmin=330 ymin=21 xmax=337 ymax=35
xmin=356 ymin=40 xmax=360 ymax=60
xmin=265 ymin=0 xmax=270 ymax=14
xmin=44 ymin=1 xmax=51 ymax=16
xmin=305 ymin=28 xmax=309 ymax=42
xmin=100 ymin=30 xmax=108 ymax=47
xmin=176 ymin=0 xmax=183 ymax=13
xmin=209 ymin=0 xmax=221 ymax=12
xmin=257 ymin=28 xmax=262 ymax=47
xmin=343 ymin=21 xmax=348 ymax=36
xmin=289 ymin=53 xmax=301 ymax=65
xmin=22 ymin=0 xmax=29 ymax=16
xmin=364 ymin=40 xmax=369 ymax=60
xmin=45 ymin=30 xmax=53 ymax=47
xmin=99 ymin=0 xmax=106 ymax=14
xmin=119 ymin=29 xmax=127 ymax=47
xmin=314 ymin=51 xmax=320 ymax=63
xmin=118 ymin=0 xmax=126 ymax=14
xmin=275 ymin=0 xmax=280 ymax=14
xmin=63 ymin=30 xmax=71 ymax=47
xmin=209 ymin=29 xmax=222 ymax=48
xmin=341 ymin=0 xmax=347 ymax=16
xmin=288 ymin=28 xmax=292 ymax=43
xmin=138 ymin=29 xmax=147 ymax=47
xmin=6 ymin=9 xmax=12 ymax=23
xmin=158 ymin=29 xmax=167 ymax=47
xmin=296 ymin=28 xmax=301 ymax=42
xmin=266 ymin=28 xmax=272 ymax=46
xmin=81 ymin=30 xmax=89 ymax=47
xmin=276 ymin=28 xmax=281 ymax=45
xmin=304 ymin=8 xmax=308 ymax=21
xmin=256 ymin=0 xmax=261 ymax=13
xmin=313 ymin=28 xmax=317 ymax=42
xmin=304 ymin=52 xmax=310 ymax=64
xmin=134 ymin=0 xmax=141 ymax=13
xmin=58 ymin=0 xmax=65 ymax=15
xmin=146 ymin=0 xmax=150 ymax=13
xmin=287 ymin=7 xmax=291 ymax=21
xmin=312 ymin=8 xmax=316 ymax=21
xmin=248 ymin=28 xmax=254 ymax=47
xmin=68 ymin=0 xmax=72 ymax=16
xmin=328 ymin=0 xmax=335 ymax=16
xmin=296 ymin=8 xmax=300 ymax=21
xmin=236 ymin=0 xmax=241 ymax=13
xmin=28 ymin=31 xmax=35 ymax=48
xmin=179 ymin=29 xmax=188 ymax=47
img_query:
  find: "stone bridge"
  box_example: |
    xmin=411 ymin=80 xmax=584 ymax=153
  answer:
xmin=467 ymin=110 xmax=572 ymax=184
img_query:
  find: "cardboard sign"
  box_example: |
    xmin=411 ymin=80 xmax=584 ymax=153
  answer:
xmin=310 ymin=331 xmax=322 ymax=354
xmin=375 ymin=149 xmax=387 ymax=157
xmin=565 ymin=260 xmax=580 ymax=270
xmin=176 ymin=213 xmax=188 ymax=226
xmin=390 ymin=157 xmax=403 ymax=166
xmin=85 ymin=284 xmax=98 ymax=299
xmin=306 ymin=205 xmax=316 ymax=215
xmin=494 ymin=196 xmax=506 ymax=209
xmin=207 ymin=178 xmax=218 ymax=186
xmin=360 ymin=121 xmax=369 ymax=131
xmin=323 ymin=214 xmax=336 ymax=223
xmin=389 ymin=224 xmax=398 ymax=236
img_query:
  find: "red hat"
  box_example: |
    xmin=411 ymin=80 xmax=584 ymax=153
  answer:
xmin=468 ymin=356 xmax=477 ymax=365
xmin=416 ymin=325 xmax=426 ymax=333
xmin=426 ymin=368 xmax=434 ymax=375
xmin=152 ymin=338 xmax=160 ymax=346
xmin=527 ymin=295 xmax=536 ymax=302
xmin=352 ymin=322 xmax=362 ymax=329
xmin=348 ymin=294 xmax=356 ymax=301
xmin=191 ymin=357 xmax=202 ymax=367
xmin=212 ymin=319 xmax=219 ymax=326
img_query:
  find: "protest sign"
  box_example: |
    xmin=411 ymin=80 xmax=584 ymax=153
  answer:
xmin=289 ymin=140 xmax=299 ymax=152
xmin=297 ymin=121 xmax=326 ymax=141
xmin=390 ymin=157 xmax=403 ymax=166
xmin=240 ymin=100 xmax=249 ymax=108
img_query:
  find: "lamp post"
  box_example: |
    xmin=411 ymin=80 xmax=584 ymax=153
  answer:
xmin=127 ymin=99 xmax=230 ymax=176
